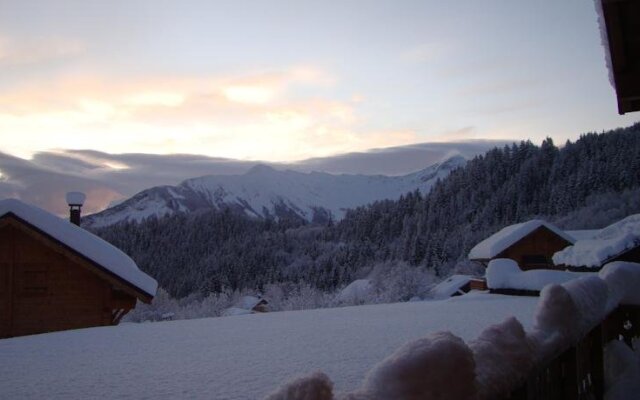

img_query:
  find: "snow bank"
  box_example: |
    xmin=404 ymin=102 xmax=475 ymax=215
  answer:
xmin=563 ymin=276 xmax=609 ymax=333
xmin=353 ymin=331 xmax=477 ymax=400
xmin=553 ymin=214 xmax=640 ymax=268
xmin=599 ymin=262 xmax=640 ymax=307
xmin=264 ymin=372 xmax=334 ymax=400
xmin=604 ymin=341 xmax=640 ymax=400
xmin=430 ymin=275 xmax=472 ymax=298
xmin=530 ymin=284 xmax=582 ymax=359
xmin=0 ymin=198 xmax=157 ymax=297
xmin=486 ymin=259 xmax=582 ymax=291
xmin=469 ymin=220 xmax=573 ymax=260
xmin=470 ymin=317 xmax=536 ymax=400
xmin=337 ymin=280 xmax=373 ymax=303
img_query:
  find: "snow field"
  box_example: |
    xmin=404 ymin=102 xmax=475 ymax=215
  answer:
xmin=272 ymin=262 xmax=640 ymax=400
xmin=0 ymin=293 xmax=537 ymax=400
xmin=3 ymin=262 xmax=639 ymax=399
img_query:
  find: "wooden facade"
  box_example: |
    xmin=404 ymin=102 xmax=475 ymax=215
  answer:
xmin=474 ymin=226 xmax=572 ymax=270
xmin=0 ymin=214 xmax=146 ymax=339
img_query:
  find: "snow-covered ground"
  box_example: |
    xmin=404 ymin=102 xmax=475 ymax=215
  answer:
xmin=0 ymin=293 xmax=537 ymax=400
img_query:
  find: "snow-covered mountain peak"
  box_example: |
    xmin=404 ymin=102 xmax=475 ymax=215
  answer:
xmin=246 ymin=163 xmax=278 ymax=175
xmin=84 ymin=156 xmax=466 ymax=229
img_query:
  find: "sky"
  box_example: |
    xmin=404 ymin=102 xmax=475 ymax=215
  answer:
xmin=0 ymin=0 xmax=637 ymax=213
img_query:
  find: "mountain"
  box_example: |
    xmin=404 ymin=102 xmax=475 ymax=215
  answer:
xmin=84 ymin=155 xmax=467 ymax=228
xmin=92 ymin=124 xmax=640 ymax=298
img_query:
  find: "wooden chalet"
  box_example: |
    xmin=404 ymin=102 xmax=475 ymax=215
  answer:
xmin=239 ymin=295 xmax=269 ymax=313
xmin=0 ymin=198 xmax=157 ymax=339
xmin=469 ymin=220 xmax=575 ymax=270
xmin=598 ymin=0 xmax=640 ymax=114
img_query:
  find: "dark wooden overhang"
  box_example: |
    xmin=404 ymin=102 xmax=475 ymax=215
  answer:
xmin=0 ymin=213 xmax=154 ymax=303
xmin=600 ymin=0 xmax=640 ymax=114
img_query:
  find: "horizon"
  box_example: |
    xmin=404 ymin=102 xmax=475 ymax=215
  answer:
xmin=1 ymin=1 xmax=639 ymax=214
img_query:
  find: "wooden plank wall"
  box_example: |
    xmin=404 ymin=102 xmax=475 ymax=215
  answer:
xmin=498 ymin=228 xmax=571 ymax=270
xmin=1 ymin=223 xmax=137 ymax=338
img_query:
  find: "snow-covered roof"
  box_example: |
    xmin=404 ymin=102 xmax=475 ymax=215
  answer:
xmin=0 ymin=198 xmax=157 ymax=299
xmin=431 ymin=275 xmax=473 ymax=299
xmin=237 ymin=296 xmax=266 ymax=310
xmin=337 ymin=279 xmax=373 ymax=303
xmin=469 ymin=220 xmax=574 ymax=260
xmin=553 ymin=214 xmax=640 ymax=268
xmin=565 ymin=229 xmax=600 ymax=241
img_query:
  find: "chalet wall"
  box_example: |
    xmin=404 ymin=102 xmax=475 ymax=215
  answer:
xmin=0 ymin=223 xmax=135 ymax=338
xmin=497 ymin=227 xmax=571 ymax=271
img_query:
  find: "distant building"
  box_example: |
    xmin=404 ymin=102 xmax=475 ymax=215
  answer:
xmin=0 ymin=198 xmax=157 ymax=338
xmin=238 ymin=295 xmax=269 ymax=313
xmin=223 ymin=295 xmax=269 ymax=316
xmin=469 ymin=220 xmax=574 ymax=270
xmin=430 ymin=275 xmax=484 ymax=299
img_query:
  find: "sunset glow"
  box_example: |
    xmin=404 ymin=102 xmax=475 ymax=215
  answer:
xmin=0 ymin=1 xmax=636 ymax=164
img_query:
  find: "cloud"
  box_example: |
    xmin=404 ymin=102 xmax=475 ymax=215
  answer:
xmin=0 ymin=65 xmax=402 ymax=161
xmin=400 ymin=43 xmax=448 ymax=64
xmin=0 ymin=34 xmax=85 ymax=67
xmin=0 ymin=140 xmax=508 ymax=215
xmin=455 ymin=78 xmax=540 ymax=97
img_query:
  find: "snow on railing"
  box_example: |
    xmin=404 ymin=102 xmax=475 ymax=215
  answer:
xmin=264 ymin=262 xmax=640 ymax=400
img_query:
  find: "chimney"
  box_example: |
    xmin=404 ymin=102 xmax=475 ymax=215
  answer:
xmin=66 ymin=192 xmax=86 ymax=226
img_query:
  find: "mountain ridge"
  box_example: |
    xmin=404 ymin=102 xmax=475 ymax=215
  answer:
xmin=83 ymin=155 xmax=467 ymax=228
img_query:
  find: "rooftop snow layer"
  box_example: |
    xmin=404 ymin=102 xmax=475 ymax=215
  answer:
xmin=553 ymin=214 xmax=640 ymax=268
xmin=0 ymin=198 xmax=157 ymax=297
xmin=469 ymin=220 xmax=574 ymax=260
xmin=566 ymin=229 xmax=601 ymax=241
xmin=431 ymin=275 xmax=473 ymax=298
xmin=238 ymin=296 xmax=265 ymax=310
xmin=337 ymin=279 xmax=373 ymax=303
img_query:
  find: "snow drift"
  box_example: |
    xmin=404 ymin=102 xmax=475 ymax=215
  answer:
xmin=351 ymin=331 xmax=477 ymax=400
xmin=265 ymin=372 xmax=334 ymax=400
xmin=469 ymin=317 xmax=536 ymax=399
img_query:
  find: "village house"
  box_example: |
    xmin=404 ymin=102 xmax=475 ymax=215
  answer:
xmin=468 ymin=219 xmax=575 ymax=270
xmin=0 ymin=196 xmax=157 ymax=338
xmin=223 ymin=295 xmax=269 ymax=316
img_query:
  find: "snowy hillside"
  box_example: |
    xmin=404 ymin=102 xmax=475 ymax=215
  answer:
xmin=84 ymin=155 xmax=466 ymax=228
xmin=0 ymin=293 xmax=536 ymax=399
